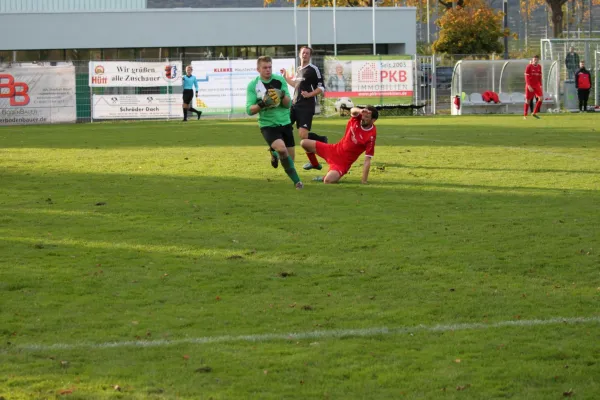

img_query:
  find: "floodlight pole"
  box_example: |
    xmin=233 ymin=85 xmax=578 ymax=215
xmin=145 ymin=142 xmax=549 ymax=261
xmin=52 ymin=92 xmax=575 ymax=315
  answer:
xmin=426 ymin=0 xmax=430 ymax=44
xmin=589 ymin=0 xmax=593 ymax=38
xmin=566 ymin=4 xmax=569 ymax=38
xmin=545 ymin=6 xmax=548 ymax=39
xmin=372 ymin=0 xmax=376 ymax=55
xmin=308 ymin=0 xmax=312 ymax=48
xmin=294 ymin=0 xmax=298 ymax=67
xmin=333 ymin=0 xmax=337 ymax=56
xmin=503 ymin=0 xmax=508 ymax=60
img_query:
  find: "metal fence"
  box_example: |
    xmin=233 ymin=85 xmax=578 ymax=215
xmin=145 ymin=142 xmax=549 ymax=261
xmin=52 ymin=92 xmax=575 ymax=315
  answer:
xmin=1 ymin=56 xmax=428 ymax=126
xmin=5 ymin=52 xmax=592 ymax=126
xmin=541 ymin=39 xmax=600 ymax=107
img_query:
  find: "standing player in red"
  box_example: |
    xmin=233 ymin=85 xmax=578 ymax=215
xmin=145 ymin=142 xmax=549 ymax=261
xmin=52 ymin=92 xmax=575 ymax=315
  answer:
xmin=524 ymin=55 xmax=543 ymax=119
xmin=300 ymin=106 xmax=378 ymax=184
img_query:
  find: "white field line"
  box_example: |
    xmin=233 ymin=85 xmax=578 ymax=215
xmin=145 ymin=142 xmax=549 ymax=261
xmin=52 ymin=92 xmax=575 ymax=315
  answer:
xmin=14 ymin=316 xmax=600 ymax=352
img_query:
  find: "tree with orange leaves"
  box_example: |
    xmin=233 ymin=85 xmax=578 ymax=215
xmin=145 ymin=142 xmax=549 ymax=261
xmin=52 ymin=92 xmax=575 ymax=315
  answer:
xmin=432 ymin=0 xmax=506 ymax=55
xmin=264 ymin=0 xmax=599 ymax=39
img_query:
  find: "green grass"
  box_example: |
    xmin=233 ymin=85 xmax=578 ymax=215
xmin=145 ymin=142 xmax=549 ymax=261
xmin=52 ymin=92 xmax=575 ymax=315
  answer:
xmin=1 ymin=114 xmax=599 ymax=399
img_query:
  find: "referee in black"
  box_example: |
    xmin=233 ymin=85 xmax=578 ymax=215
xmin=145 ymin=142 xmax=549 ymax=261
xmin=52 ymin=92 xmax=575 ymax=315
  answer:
xmin=182 ymin=65 xmax=202 ymax=121
xmin=279 ymin=46 xmax=328 ymax=170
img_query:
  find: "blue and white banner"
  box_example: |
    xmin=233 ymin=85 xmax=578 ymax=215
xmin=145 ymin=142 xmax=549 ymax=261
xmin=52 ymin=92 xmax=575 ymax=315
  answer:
xmin=190 ymin=59 xmax=295 ymax=115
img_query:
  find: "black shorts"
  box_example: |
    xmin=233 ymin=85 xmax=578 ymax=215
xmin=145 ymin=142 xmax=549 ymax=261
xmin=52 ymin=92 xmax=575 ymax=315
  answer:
xmin=290 ymin=104 xmax=315 ymax=131
xmin=260 ymin=124 xmax=295 ymax=148
xmin=182 ymin=89 xmax=194 ymax=105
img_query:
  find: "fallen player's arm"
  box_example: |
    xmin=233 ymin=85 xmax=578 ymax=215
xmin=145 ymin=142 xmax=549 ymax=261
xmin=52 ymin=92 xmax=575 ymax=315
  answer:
xmin=350 ymin=107 xmax=362 ymax=117
xmin=361 ymin=156 xmax=372 ymax=184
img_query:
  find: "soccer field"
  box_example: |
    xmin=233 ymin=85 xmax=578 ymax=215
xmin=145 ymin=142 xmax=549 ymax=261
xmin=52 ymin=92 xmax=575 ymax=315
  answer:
xmin=1 ymin=114 xmax=599 ymax=399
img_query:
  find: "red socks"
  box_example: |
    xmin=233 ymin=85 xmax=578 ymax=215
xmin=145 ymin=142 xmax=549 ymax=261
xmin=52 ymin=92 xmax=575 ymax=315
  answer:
xmin=306 ymin=152 xmax=319 ymax=167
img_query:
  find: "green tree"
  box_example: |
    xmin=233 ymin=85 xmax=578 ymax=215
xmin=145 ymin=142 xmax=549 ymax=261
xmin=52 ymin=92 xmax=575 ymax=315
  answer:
xmin=432 ymin=0 xmax=506 ymax=55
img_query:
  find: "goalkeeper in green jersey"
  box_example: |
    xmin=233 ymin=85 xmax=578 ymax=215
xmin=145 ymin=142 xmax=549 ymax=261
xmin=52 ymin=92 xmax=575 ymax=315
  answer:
xmin=246 ymin=56 xmax=303 ymax=190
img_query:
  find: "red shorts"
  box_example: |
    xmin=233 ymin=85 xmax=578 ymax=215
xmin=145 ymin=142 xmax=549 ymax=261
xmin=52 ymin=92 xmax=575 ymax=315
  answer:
xmin=525 ymin=85 xmax=543 ymax=100
xmin=315 ymin=141 xmax=351 ymax=177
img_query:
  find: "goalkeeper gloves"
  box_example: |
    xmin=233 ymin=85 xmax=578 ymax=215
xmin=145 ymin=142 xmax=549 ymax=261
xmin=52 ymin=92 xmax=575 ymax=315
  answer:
xmin=258 ymin=89 xmax=283 ymax=109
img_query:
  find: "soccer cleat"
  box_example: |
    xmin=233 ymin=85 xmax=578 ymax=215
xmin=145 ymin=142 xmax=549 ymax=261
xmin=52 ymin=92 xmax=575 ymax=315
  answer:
xmin=268 ymin=148 xmax=278 ymax=169
xmin=295 ymin=181 xmax=304 ymax=190
xmin=523 ymin=116 xmax=527 ymax=120
xmin=303 ymin=162 xmax=322 ymax=171
xmin=312 ymin=176 xmax=324 ymax=182
xmin=532 ymin=114 xmax=540 ymax=119
xmin=197 ymin=111 xmax=202 ymax=120
xmin=322 ymin=136 xmax=328 ymax=144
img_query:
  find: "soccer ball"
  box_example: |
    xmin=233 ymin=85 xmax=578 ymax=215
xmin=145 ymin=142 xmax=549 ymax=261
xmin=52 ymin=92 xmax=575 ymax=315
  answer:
xmin=334 ymin=97 xmax=354 ymax=113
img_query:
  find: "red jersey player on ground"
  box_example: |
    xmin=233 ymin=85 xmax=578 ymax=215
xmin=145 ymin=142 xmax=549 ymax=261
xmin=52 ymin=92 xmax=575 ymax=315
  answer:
xmin=524 ymin=55 xmax=543 ymax=119
xmin=300 ymin=106 xmax=378 ymax=184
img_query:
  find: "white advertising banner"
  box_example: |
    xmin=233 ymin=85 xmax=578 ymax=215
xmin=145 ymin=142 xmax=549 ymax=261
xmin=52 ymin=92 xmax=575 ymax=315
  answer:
xmin=88 ymin=61 xmax=183 ymax=87
xmin=92 ymin=94 xmax=180 ymax=119
xmin=0 ymin=63 xmax=76 ymax=125
xmin=324 ymin=56 xmax=414 ymax=99
xmin=191 ymin=58 xmax=295 ymax=115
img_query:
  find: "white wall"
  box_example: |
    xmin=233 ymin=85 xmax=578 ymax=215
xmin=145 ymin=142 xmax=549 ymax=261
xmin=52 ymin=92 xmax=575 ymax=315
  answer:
xmin=0 ymin=7 xmax=417 ymax=54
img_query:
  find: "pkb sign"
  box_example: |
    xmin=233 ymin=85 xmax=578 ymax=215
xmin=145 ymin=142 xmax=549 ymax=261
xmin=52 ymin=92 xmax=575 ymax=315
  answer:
xmin=380 ymin=70 xmax=408 ymax=83
xmin=0 ymin=74 xmax=30 ymax=106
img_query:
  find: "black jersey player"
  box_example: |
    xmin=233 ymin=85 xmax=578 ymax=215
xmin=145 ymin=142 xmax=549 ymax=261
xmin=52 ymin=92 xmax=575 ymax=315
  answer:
xmin=277 ymin=46 xmax=328 ymax=171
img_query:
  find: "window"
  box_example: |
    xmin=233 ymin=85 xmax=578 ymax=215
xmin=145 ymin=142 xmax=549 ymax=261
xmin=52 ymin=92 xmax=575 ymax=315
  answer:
xmin=103 ymin=49 xmax=119 ymax=60
xmin=118 ymin=49 xmax=136 ymax=60
xmin=214 ymin=47 xmax=228 ymax=59
xmin=258 ymin=46 xmax=275 ymax=57
xmin=39 ymin=49 xmax=65 ymax=61
xmin=15 ymin=50 xmax=40 ymax=62
xmin=0 ymin=51 xmax=13 ymax=63
xmin=246 ymin=46 xmax=257 ymax=59
xmin=233 ymin=47 xmax=246 ymax=59
xmin=137 ymin=48 xmax=161 ymax=60
xmin=90 ymin=49 xmax=102 ymax=61
xmin=68 ymin=49 xmax=92 ymax=61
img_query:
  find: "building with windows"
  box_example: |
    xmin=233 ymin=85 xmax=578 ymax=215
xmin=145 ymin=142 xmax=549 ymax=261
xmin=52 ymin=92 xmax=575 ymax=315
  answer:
xmin=0 ymin=0 xmax=416 ymax=63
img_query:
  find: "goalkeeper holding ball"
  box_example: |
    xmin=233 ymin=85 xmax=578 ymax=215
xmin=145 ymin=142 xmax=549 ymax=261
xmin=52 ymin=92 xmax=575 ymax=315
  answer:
xmin=246 ymin=56 xmax=303 ymax=190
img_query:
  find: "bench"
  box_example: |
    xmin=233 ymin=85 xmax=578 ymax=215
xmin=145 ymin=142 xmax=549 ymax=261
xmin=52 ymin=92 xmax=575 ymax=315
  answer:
xmin=455 ymin=92 xmax=557 ymax=115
